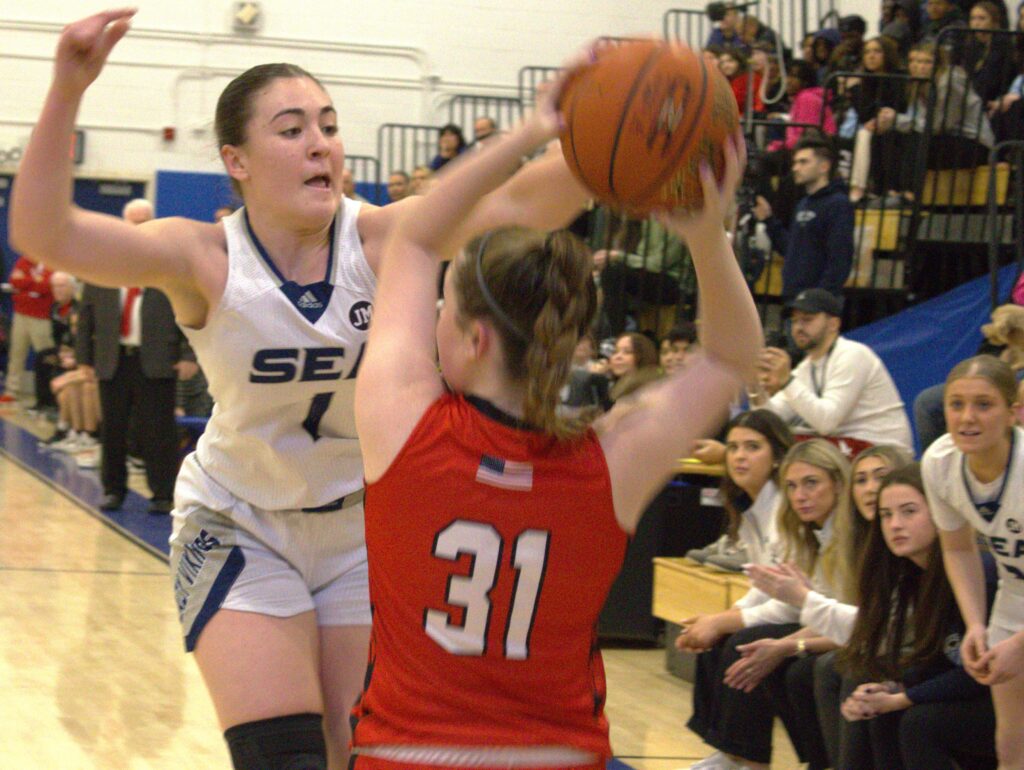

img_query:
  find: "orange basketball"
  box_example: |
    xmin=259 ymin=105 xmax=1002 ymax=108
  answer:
xmin=559 ymin=39 xmax=739 ymax=215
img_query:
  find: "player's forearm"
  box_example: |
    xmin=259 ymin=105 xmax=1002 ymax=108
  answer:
xmin=396 ymin=120 xmax=554 ymax=259
xmin=496 ymin=146 xmax=590 ymax=232
xmin=689 ymin=226 xmax=761 ymax=382
xmin=9 ymin=85 xmax=81 ymax=264
xmin=942 ymin=544 xmax=988 ymax=628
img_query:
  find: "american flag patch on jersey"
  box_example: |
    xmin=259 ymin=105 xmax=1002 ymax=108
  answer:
xmin=475 ymin=454 xmax=533 ymax=491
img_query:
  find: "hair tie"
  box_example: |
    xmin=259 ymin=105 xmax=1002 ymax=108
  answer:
xmin=475 ymin=232 xmax=530 ymax=342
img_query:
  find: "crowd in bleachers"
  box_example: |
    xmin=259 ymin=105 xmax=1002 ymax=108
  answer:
xmin=2 ymin=4 xmax=1024 ymax=768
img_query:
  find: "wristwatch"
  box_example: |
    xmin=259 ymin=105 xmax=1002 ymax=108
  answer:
xmin=794 ymin=638 xmax=808 ymax=658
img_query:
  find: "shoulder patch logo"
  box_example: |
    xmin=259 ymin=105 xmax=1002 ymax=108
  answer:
xmin=350 ymin=300 xmax=373 ymax=331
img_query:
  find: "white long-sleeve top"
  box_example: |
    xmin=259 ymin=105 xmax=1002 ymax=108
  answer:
xmin=766 ymin=336 xmax=913 ymax=451
xmin=741 ymin=514 xmax=838 ymax=627
xmin=799 ymin=591 xmax=858 ymax=644
xmin=733 ymin=481 xmax=782 ymax=611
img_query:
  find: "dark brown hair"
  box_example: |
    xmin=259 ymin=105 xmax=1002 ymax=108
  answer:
xmin=861 ymin=35 xmax=902 ymax=72
xmin=215 ymin=64 xmax=326 ymax=193
xmin=614 ymin=332 xmax=659 ymax=374
xmin=454 ymin=228 xmax=597 ymax=439
xmin=838 ymin=464 xmax=958 ymax=679
xmin=720 ymin=410 xmax=795 ymax=539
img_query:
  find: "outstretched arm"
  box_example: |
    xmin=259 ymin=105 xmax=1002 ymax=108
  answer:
xmin=9 ymin=10 xmax=204 ymax=298
xmin=355 ymin=101 xmax=564 ymax=482
xmin=600 ymin=134 xmax=763 ymax=533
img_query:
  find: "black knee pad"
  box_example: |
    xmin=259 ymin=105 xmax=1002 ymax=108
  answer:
xmin=225 ymin=713 xmax=327 ymax=770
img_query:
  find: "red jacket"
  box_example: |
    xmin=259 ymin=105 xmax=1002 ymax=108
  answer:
xmin=9 ymin=257 xmax=53 ymax=319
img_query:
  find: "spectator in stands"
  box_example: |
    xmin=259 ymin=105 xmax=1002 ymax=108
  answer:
xmin=740 ymin=15 xmax=782 ymax=51
xmin=923 ymin=0 xmax=969 ymax=41
xmin=881 ymin=0 xmax=921 ymax=57
xmin=660 ymin=322 xmax=699 ymax=374
xmin=705 ymin=3 xmax=748 ymax=51
xmin=846 ymin=36 xmax=909 ymax=203
xmin=830 ymin=15 xmax=870 ymax=75
xmin=754 ymin=135 xmax=854 ymax=301
xmin=767 ymin=61 xmax=838 ymax=153
xmin=341 ymin=168 xmax=368 ymax=202
xmin=985 ymin=1 xmax=1024 ymax=139
xmin=75 ymin=198 xmax=194 ymax=513
xmin=606 ymin=331 xmax=658 ymax=400
xmin=44 ymin=273 xmax=102 ymax=457
xmin=964 ymin=1 xmax=1018 ymax=103
xmin=428 ymin=123 xmax=466 ymax=171
xmin=879 ymin=42 xmax=995 ymax=194
xmin=560 ymin=331 xmax=611 ymax=416
xmin=471 ymin=116 xmax=502 ymax=151
xmin=386 ymin=170 xmax=410 ymax=203
xmin=683 ymin=439 xmax=855 ymax=770
xmin=592 ymin=215 xmax=689 ymax=336
xmin=1 ymin=256 xmax=54 ymax=408
xmin=813 ymin=28 xmax=843 ymax=83
xmin=801 ymin=32 xmax=818 ymax=62
xmin=719 ymin=49 xmax=765 ymax=115
xmin=753 ymin=288 xmax=914 ymax=453
xmin=409 ymin=165 xmax=433 ymax=195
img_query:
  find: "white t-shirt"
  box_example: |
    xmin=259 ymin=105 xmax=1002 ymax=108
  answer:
xmin=923 ymin=428 xmax=1024 ymax=632
xmin=733 ymin=481 xmax=782 ymax=610
xmin=767 ymin=336 xmax=913 ymax=451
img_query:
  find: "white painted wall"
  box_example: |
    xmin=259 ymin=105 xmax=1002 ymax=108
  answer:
xmin=0 ymin=0 xmax=878 ymax=183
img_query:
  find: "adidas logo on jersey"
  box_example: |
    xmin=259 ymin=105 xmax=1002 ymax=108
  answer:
xmin=297 ymin=291 xmax=322 ymax=309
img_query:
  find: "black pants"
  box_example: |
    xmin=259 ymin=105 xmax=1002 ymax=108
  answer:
xmin=599 ymin=262 xmax=681 ymax=337
xmin=33 ymin=347 xmax=59 ymax=410
xmin=688 ymin=623 xmax=827 ymax=766
xmin=99 ymin=349 xmax=177 ymax=500
xmin=836 ymin=675 xmax=997 ymax=770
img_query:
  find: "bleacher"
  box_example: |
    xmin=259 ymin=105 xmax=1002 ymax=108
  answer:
xmin=345 ymin=4 xmax=1024 ymax=341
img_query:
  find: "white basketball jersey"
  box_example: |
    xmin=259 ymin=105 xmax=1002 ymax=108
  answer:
xmin=181 ymin=200 xmax=375 ymax=510
xmin=924 ymin=428 xmax=1024 ymax=618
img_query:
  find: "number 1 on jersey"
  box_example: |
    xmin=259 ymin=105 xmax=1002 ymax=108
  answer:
xmin=424 ymin=520 xmax=550 ymax=660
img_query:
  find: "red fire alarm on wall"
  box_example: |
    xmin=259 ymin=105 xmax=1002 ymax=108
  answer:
xmin=163 ymin=126 xmax=176 ymax=142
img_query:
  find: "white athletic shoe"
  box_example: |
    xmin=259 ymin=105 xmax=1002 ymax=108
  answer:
xmin=51 ymin=431 xmax=83 ymax=453
xmin=75 ymin=448 xmax=101 ymax=470
xmin=684 ymin=752 xmax=749 ymax=770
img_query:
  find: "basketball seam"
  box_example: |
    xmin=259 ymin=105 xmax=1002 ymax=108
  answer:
xmin=630 ymin=57 xmax=711 ymax=206
xmin=566 ymin=78 xmax=593 ymax=196
xmin=606 ymin=46 xmax=665 ymax=203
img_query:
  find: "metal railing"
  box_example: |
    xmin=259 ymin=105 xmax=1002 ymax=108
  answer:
xmin=376 ymin=123 xmax=441 ymax=181
xmin=444 ymin=94 xmax=524 ymax=138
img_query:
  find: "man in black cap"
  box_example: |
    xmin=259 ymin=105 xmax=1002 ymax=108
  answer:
xmin=751 ymin=288 xmax=913 ymax=452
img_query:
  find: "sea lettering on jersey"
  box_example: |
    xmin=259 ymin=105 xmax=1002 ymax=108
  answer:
xmin=248 ymin=344 xmax=365 ymax=384
xmin=986 ymin=535 xmax=1024 ymax=579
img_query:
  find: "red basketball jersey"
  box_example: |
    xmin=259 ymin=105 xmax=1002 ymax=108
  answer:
xmin=353 ymin=393 xmax=629 ymax=764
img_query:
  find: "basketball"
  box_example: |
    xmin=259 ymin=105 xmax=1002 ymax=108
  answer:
xmin=559 ymin=39 xmax=739 ymax=215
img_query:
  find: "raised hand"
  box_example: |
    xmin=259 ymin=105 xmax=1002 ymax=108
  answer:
xmin=53 ymin=9 xmax=136 ymax=98
xmin=654 ymin=129 xmax=746 ymax=242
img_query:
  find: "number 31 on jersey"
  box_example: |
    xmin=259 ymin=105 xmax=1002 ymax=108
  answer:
xmin=424 ymin=520 xmax=550 ymax=660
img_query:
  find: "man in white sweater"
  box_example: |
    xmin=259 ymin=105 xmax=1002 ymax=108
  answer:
xmin=754 ymin=289 xmax=913 ymax=453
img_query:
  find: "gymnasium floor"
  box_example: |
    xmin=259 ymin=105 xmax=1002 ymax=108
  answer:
xmin=0 ymin=411 xmax=800 ymax=769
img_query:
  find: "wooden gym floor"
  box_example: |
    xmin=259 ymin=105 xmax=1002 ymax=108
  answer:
xmin=0 ymin=412 xmax=800 ymax=769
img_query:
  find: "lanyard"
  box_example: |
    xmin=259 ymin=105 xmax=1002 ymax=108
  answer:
xmin=810 ymin=341 xmax=837 ymax=398
xmin=961 ymin=429 xmax=1015 ymax=524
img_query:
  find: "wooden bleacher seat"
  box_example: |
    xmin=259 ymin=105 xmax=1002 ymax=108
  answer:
xmin=921 ymin=162 xmax=1010 ymax=207
xmin=652 ymin=557 xmax=750 ymax=623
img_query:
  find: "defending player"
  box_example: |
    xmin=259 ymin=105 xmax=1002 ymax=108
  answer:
xmin=351 ymin=83 xmax=762 ymax=767
xmin=923 ymin=355 xmax=1024 ymax=770
xmin=8 ymin=10 xmax=589 ymax=770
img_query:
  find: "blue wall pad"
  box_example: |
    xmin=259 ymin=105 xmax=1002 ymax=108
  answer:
xmin=847 ymin=263 xmax=1019 ymax=441
xmin=0 ymin=419 xmax=171 ymax=560
xmin=155 ymin=169 xmax=237 ymax=221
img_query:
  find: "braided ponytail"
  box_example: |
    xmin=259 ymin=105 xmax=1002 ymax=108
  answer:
xmin=454 ymin=227 xmax=597 ymax=440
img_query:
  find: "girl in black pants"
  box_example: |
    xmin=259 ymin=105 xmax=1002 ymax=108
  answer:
xmin=832 ymin=464 xmax=998 ymax=769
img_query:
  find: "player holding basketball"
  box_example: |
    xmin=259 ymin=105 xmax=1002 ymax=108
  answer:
xmin=9 ymin=9 xmax=590 ymax=770
xmin=923 ymin=355 xmax=1024 ymax=769
xmin=351 ymin=79 xmax=760 ymax=767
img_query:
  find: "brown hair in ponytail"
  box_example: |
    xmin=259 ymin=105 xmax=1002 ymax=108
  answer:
xmin=453 ymin=227 xmax=597 ymax=439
